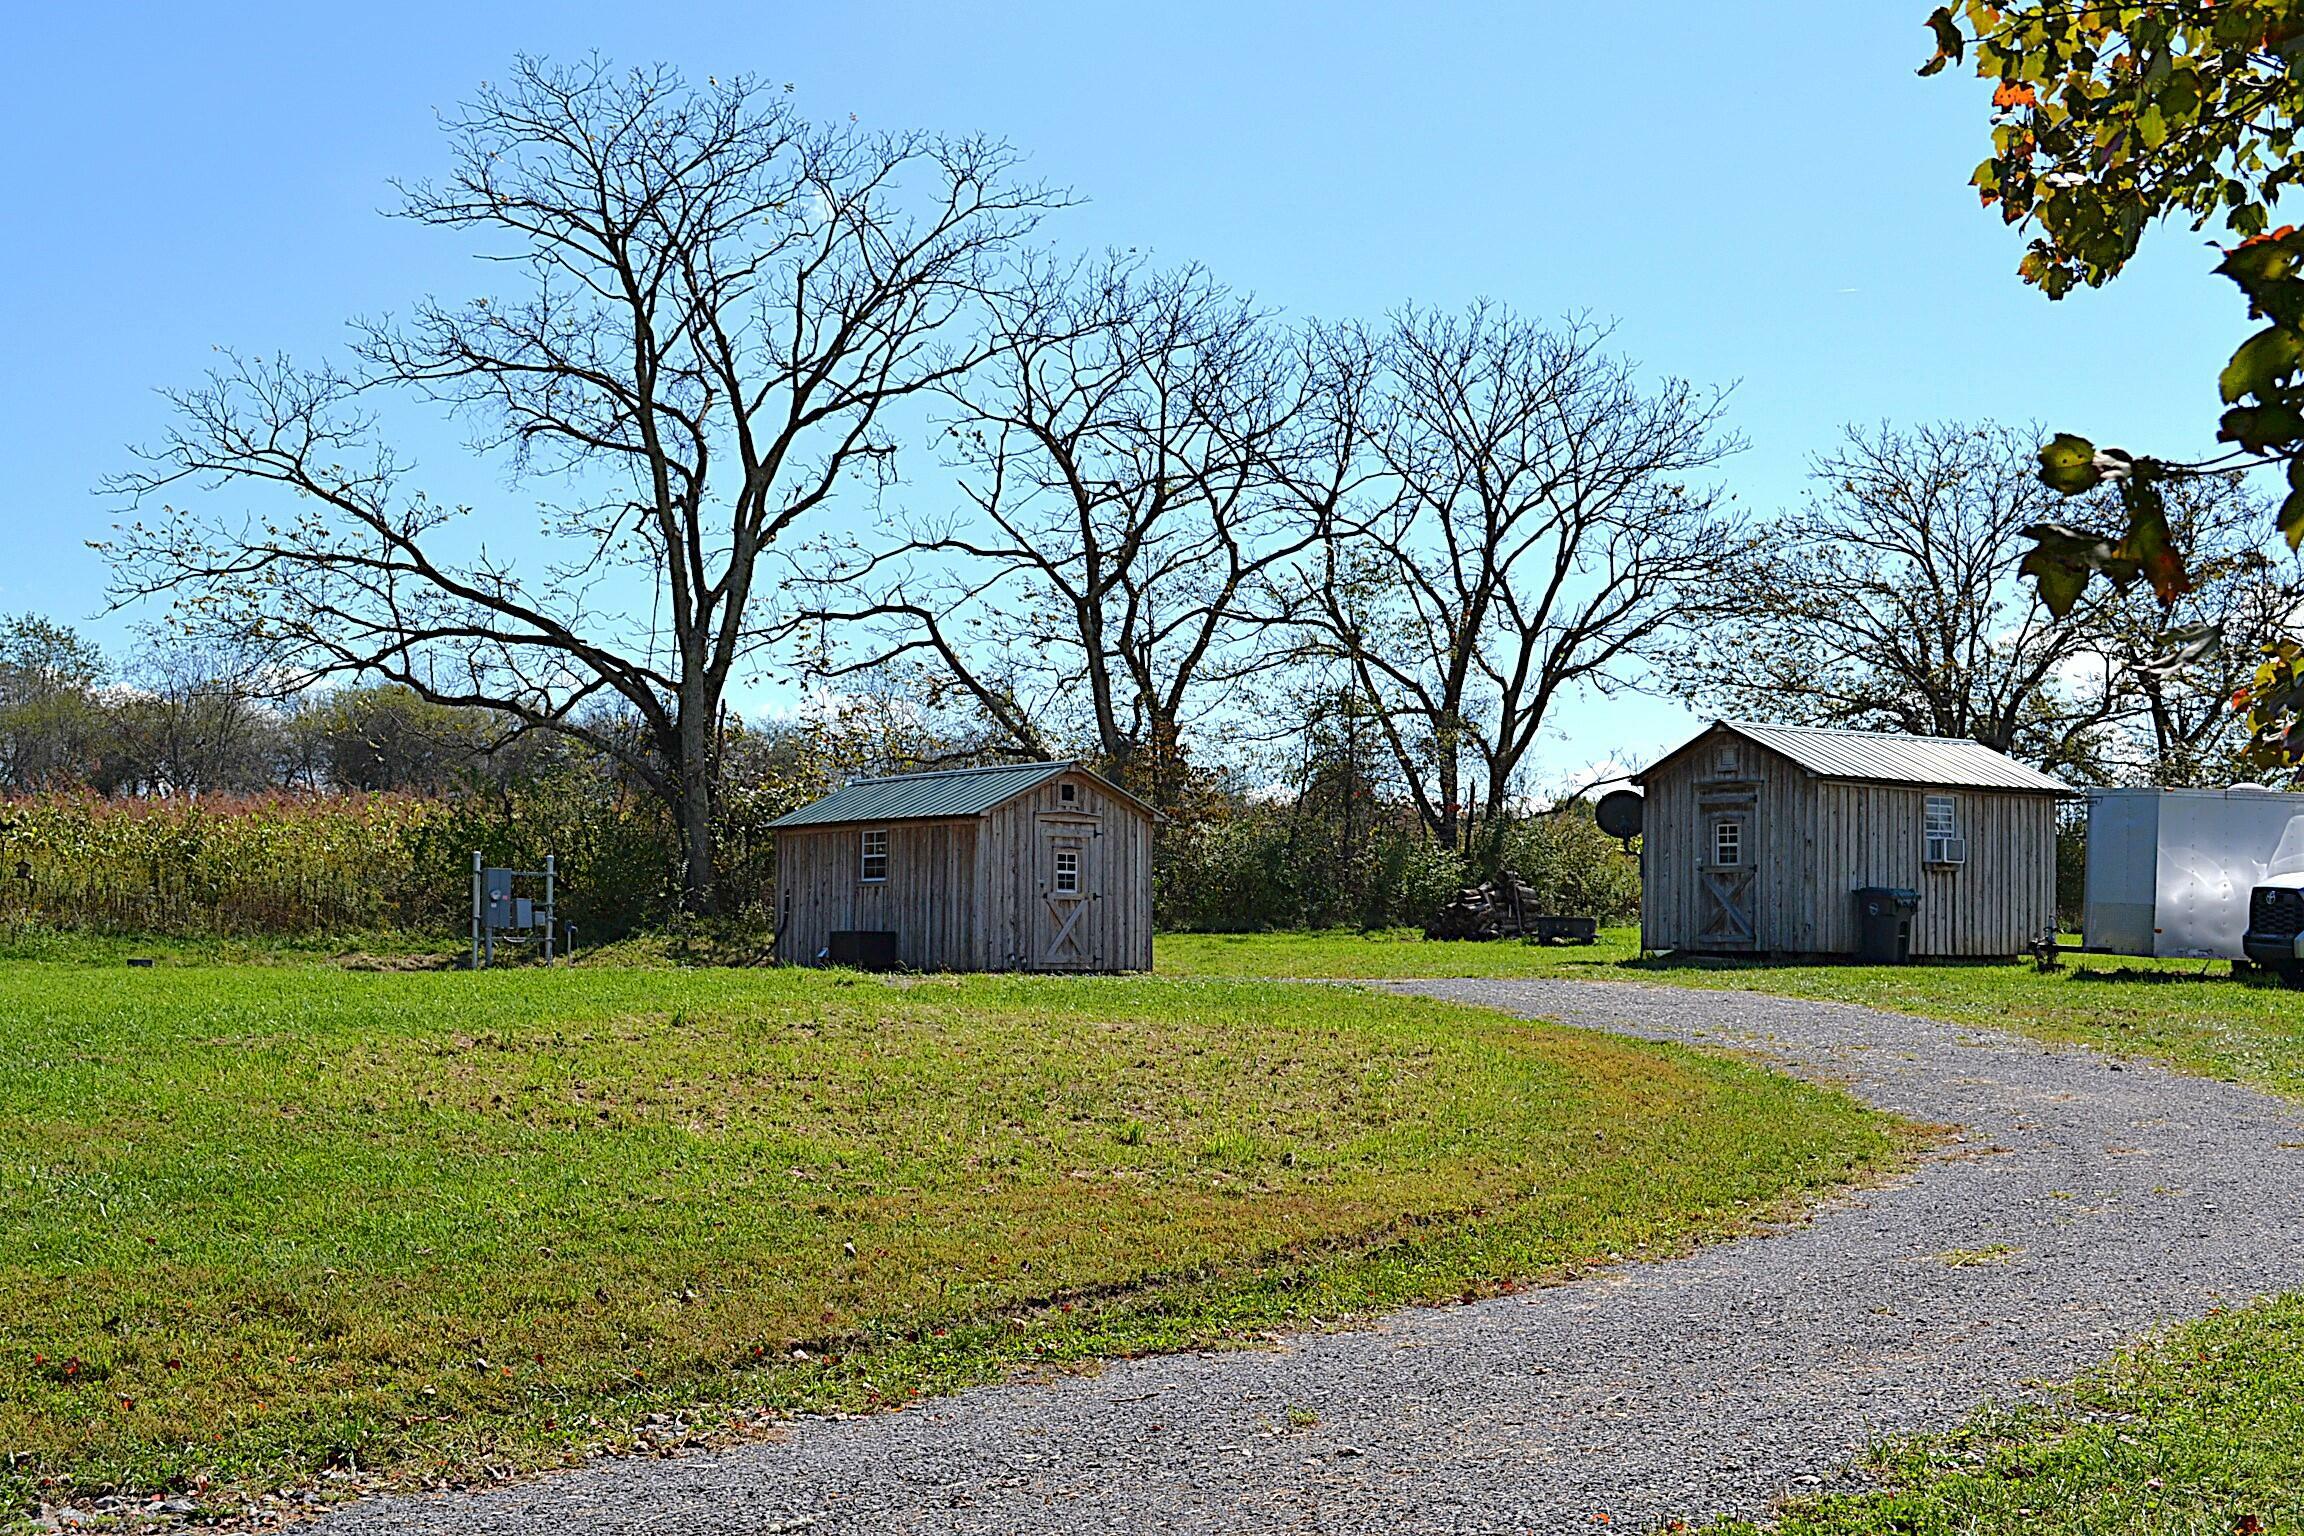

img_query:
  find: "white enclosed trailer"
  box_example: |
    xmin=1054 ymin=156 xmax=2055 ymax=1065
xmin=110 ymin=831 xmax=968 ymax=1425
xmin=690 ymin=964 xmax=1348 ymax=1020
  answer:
xmin=2082 ymin=787 xmax=2304 ymax=959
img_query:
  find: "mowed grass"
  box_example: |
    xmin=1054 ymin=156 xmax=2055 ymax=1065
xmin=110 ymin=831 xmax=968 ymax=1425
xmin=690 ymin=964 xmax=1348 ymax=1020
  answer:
xmin=0 ymin=962 xmax=1898 ymax=1517
xmin=1158 ymin=927 xmax=2304 ymax=1098
xmin=1716 ymin=1294 xmax=2304 ymax=1535
xmin=1164 ymin=927 xmax=2304 ymax=1532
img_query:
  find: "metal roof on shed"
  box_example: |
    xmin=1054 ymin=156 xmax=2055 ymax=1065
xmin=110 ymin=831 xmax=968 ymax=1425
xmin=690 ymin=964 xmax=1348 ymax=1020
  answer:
xmin=1637 ymin=720 xmax=2075 ymax=795
xmin=767 ymin=760 xmax=1156 ymax=829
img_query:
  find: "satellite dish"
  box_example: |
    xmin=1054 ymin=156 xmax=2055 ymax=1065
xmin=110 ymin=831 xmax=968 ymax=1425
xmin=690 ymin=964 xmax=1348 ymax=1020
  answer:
xmin=1595 ymin=789 xmax=1644 ymax=841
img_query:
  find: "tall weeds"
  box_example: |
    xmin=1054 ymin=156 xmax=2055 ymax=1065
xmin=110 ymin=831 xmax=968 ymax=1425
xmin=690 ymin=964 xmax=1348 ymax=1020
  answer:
xmin=0 ymin=786 xmax=755 ymax=939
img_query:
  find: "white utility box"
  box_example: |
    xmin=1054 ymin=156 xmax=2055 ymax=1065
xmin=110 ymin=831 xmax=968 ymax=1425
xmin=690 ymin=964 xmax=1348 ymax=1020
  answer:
xmin=2083 ymin=787 xmax=2304 ymax=958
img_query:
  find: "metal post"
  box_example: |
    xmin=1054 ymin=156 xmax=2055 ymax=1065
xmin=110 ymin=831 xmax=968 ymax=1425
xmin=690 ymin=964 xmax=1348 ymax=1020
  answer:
xmin=471 ymin=851 xmax=482 ymax=971
xmin=543 ymin=854 xmax=556 ymax=965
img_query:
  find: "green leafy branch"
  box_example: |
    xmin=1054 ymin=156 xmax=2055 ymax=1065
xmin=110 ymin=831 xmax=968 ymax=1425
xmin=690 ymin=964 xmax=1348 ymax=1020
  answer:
xmin=1926 ymin=1 xmax=2304 ymax=769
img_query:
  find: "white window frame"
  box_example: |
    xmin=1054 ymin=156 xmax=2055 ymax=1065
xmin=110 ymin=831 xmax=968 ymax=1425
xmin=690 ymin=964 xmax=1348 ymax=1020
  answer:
xmin=859 ymin=827 xmax=889 ymax=883
xmin=1052 ymin=844 xmax=1081 ymax=895
xmin=1926 ymin=795 xmax=1958 ymax=839
xmin=1925 ymin=794 xmax=1968 ymax=866
xmin=1712 ymin=818 xmax=1742 ymax=868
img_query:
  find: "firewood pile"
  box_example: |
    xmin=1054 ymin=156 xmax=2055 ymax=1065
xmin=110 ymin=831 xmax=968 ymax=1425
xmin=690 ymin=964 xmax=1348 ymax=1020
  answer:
xmin=1423 ymin=870 xmax=1598 ymax=944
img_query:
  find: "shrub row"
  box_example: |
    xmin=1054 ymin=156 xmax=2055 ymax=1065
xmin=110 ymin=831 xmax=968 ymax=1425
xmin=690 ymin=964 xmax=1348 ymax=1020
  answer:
xmin=0 ymin=784 xmax=1640 ymax=942
xmin=0 ymin=779 xmax=771 ymax=940
xmin=1155 ymin=802 xmax=1639 ymax=932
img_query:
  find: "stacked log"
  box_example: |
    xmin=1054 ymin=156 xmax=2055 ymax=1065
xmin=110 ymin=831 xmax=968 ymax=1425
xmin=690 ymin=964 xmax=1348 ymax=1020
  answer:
xmin=1423 ymin=870 xmax=1545 ymax=941
xmin=1422 ymin=870 xmax=1600 ymax=943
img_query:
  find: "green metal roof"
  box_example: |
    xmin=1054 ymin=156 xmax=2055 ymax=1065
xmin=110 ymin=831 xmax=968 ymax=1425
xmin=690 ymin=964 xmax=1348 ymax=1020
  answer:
xmin=767 ymin=761 xmax=1077 ymax=829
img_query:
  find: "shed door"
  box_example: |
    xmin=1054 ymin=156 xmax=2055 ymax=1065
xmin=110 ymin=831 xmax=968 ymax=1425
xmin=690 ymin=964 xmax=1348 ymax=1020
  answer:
xmin=1696 ymin=798 xmax=1757 ymax=949
xmin=1034 ymin=830 xmax=1093 ymax=970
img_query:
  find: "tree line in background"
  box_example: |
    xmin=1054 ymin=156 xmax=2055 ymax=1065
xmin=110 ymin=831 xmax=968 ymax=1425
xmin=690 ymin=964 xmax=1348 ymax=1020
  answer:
xmin=0 ymin=610 xmax=1643 ymax=936
xmin=32 ymin=53 xmax=2303 ymax=939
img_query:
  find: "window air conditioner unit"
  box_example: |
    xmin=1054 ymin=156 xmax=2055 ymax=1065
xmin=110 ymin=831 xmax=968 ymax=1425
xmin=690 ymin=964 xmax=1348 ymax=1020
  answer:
xmin=1926 ymin=836 xmax=1968 ymax=866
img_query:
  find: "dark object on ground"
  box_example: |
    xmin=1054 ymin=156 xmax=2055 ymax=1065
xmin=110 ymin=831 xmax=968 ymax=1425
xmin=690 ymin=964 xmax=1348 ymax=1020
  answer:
xmin=1852 ymin=887 xmax=1921 ymax=965
xmin=824 ymin=930 xmax=900 ymax=971
xmin=1425 ymin=872 xmax=1597 ymax=943
xmin=125 ymin=957 xmax=155 ymax=968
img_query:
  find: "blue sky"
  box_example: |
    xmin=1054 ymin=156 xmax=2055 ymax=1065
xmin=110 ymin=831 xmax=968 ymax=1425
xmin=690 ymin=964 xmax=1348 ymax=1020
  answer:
xmin=0 ymin=2 xmax=2250 ymax=783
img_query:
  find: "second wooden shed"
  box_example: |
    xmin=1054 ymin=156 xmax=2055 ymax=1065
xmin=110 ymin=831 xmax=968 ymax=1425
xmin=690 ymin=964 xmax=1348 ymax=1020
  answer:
xmin=1632 ymin=720 xmax=2073 ymax=959
xmin=769 ymin=761 xmax=1156 ymax=972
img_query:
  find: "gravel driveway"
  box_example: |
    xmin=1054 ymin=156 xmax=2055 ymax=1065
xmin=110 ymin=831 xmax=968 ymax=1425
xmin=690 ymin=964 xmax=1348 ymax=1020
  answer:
xmin=308 ymin=978 xmax=2304 ymax=1535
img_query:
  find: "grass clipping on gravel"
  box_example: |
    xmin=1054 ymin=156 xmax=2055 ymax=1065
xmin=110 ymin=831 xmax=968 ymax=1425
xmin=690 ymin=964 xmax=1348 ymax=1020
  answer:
xmin=1713 ymin=1294 xmax=2304 ymax=1535
xmin=1 ymin=963 xmax=1896 ymax=1517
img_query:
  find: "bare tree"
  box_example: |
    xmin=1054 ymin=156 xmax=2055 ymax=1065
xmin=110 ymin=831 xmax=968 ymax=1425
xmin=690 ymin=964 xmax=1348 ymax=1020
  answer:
xmin=102 ymin=58 xmax=1058 ymax=908
xmin=1295 ymin=305 xmax=1741 ymax=850
xmin=1664 ymin=422 xmax=2277 ymax=777
xmin=96 ymin=634 xmax=283 ymax=796
xmin=793 ymin=256 xmax=1331 ymax=808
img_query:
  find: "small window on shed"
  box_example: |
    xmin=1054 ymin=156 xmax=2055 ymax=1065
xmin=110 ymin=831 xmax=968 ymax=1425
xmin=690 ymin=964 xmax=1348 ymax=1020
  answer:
xmin=1924 ymin=794 xmax=1968 ymax=866
xmin=1053 ymin=845 xmax=1081 ymax=894
xmin=1714 ymin=744 xmax=1740 ymax=776
xmin=1059 ymin=780 xmax=1077 ymax=803
xmin=859 ymin=827 xmax=889 ymax=883
xmin=1712 ymin=818 xmax=1742 ymax=867
xmin=1926 ymin=795 xmax=1957 ymax=838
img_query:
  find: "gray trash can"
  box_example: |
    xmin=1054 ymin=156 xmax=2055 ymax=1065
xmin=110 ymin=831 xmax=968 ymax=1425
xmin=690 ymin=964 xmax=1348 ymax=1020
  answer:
xmin=1852 ymin=887 xmax=1920 ymax=964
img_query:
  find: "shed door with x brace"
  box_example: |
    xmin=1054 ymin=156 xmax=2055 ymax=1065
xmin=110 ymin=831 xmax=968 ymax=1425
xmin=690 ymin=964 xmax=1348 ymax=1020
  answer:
xmin=1033 ymin=822 xmax=1097 ymax=970
xmin=1695 ymin=787 xmax=1758 ymax=950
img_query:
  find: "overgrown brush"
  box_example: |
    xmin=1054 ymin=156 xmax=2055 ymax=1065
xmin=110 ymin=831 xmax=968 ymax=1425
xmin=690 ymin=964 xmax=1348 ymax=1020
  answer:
xmin=0 ymin=782 xmax=767 ymax=940
xmin=1155 ymin=799 xmax=1638 ymax=932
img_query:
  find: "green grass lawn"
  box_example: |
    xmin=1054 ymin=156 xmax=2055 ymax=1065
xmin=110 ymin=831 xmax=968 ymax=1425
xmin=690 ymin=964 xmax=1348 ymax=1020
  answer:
xmin=1157 ymin=927 xmax=2304 ymax=1099
xmin=1163 ymin=927 xmax=2304 ymax=1532
xmin=1716 ymin=1294 xmax=2304 ymax=1535
xmin=22 ymin=923 xmax=2303 ymax=1529
xmin=0 ymin=960 xmax=1897 ymax=1519
xmin=1157 ymin=925 xmax=1650 ymax=981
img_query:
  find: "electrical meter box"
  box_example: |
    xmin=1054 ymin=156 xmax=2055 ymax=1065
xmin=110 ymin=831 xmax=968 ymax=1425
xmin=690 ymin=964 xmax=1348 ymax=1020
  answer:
xmin=469 ymin=852 xmax=557 ymax=967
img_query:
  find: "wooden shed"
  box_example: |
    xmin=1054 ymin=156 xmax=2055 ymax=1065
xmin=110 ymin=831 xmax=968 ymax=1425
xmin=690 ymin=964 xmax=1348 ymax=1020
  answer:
xmin=1632 ymin=720 xmax=2073 ymax=959
xmin=768 ymin=761 xmax=1157 ymax=972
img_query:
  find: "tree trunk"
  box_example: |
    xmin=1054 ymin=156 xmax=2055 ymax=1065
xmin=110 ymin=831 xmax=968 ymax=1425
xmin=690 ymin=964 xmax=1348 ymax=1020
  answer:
xmin=674 ymin=691 xmax=720 ymax=916
xmin=1435 ymin=740 xmax=1462 ymax=851
xmin=1141 ymin=709 xmax=1186 ymax=815
xmin=679 ymin=777 xmax=716 ymax=916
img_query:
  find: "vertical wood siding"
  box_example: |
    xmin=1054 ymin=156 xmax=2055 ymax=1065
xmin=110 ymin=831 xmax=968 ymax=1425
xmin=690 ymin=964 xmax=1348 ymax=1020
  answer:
xmin=1641 ymin=728 xmax=2058 ymax=957
xmin=1641 ymin=736 xmax=1806 ymax=952
xmin=979 ymin=774 xmax=1153 ymax=972
xmin=1802 ymin=782 xmax=2057 ymax=956
xmin=774 ymin=770 xmax=1154 ymax=972
xmin=773 ymin=818 xmax=980 ymax=969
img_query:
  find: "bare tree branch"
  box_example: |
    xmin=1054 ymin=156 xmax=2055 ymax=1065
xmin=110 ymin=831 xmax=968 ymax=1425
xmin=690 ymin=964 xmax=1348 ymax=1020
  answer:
xmin=100 ymin=56 xmax=1062 ymax=907
xmin=1659 ymin=421 xmax=2287 ymax=783
xmin=788 ymin=253 xmax=1318 ymax=808
xmin=1287 ymin=305 xmax=1743 ymax=850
